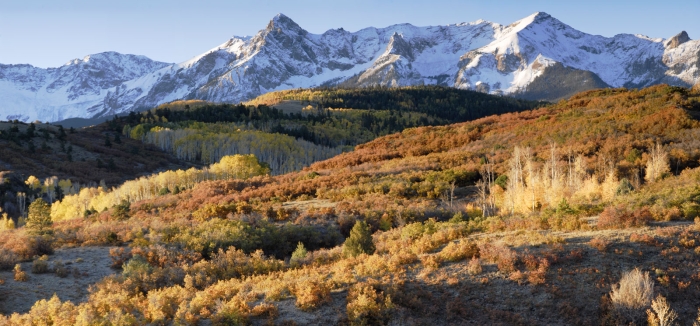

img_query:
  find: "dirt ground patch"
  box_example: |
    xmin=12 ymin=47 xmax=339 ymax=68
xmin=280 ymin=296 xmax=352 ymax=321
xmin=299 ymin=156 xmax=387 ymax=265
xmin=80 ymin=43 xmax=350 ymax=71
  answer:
xmin=0 ymin=246 xmax=116 ymax=314
xmin=281 ymin=199 xmax=336 ymax=211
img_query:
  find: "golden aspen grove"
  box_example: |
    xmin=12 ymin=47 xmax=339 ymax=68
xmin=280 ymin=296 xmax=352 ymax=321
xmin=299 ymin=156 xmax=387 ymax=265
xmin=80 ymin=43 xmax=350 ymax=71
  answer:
xmin=1 ymin=84 xmax=700 ymax=324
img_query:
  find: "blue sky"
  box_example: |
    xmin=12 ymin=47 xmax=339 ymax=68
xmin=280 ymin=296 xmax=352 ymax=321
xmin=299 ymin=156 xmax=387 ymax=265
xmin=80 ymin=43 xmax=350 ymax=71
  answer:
xmin=1 ymin=0 xmax=698 ymax=68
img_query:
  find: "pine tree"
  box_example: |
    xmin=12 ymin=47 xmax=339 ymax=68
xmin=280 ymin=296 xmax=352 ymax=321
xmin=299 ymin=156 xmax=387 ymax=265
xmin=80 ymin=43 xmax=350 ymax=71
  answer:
xmin=26 ymin=123 xmax=35 ymax=138
xmin=26 ymin=198 xmax=52 ymax=235
xmin=343 ymin=221 xmax=375 ymax=257
xmin=108 ymin=158 xmax=117 ymax=171
xmin=290 ymin=242 xmax=308 ymax=266
xmin=57 ymin=126 xmax=67 ymax=140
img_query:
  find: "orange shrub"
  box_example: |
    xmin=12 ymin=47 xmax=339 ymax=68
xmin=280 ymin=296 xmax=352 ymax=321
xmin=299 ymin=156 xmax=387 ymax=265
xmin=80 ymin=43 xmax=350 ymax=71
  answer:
xmin=293 ymin=279 xmax=331 ymax=311
xmin=0 ymin=231 xmax=53 ymax=260
xmin=509 ymin=270 xmax=525 ymax=284
xmin=14 ymin=264 xmax=28 ymax=281
xmin=527 ymin=269 xmax=547 ymax=285
xmin=589 ymin=237 xmax=611 ymax=252
xmin=629 ymin=233 xmax=658 ymax=246
xmin=420 ymin=255 xmax=440 ymax=270
xmin=109 ymin=247 xmax=132 ymax=269
xmin=438 ymin=239 xmax=478 ymax=262
xmin=192 ymin=203 xmax=235 ymax=222
xmin=478 ymin=242 xmax=517 ymax=273
xmin=522 ymin=253 xmax=539 ymax=271
xmin=346 ymin=282 xmax=393 ymax=325
xmin=210 ymin=296 xmax=250 ymax=325
xmin=597 ymin=206 xmax=651 ymax=229
xmin=250 ymin=302 xmax=278 ymax=318
xmin=132 ymin=245 xmax=202 ymax=268
xmin=467 ymin=257 xmax=482 ymax=275
xmin=663 ymin=207 xmax=682 ymax=221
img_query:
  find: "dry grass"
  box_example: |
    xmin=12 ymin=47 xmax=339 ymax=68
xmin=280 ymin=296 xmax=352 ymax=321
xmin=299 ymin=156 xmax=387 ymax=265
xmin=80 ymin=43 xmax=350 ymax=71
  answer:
xmin=646 ymin=295 xmax=678 ymax=326
xmin=610 ymin=268 xmax=654 ymax=322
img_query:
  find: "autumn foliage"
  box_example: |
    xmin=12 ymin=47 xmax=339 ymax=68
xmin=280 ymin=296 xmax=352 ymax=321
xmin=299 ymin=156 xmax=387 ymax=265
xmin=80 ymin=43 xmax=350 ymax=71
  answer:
xmin=1 ymin=85 xmax=700 ymax=324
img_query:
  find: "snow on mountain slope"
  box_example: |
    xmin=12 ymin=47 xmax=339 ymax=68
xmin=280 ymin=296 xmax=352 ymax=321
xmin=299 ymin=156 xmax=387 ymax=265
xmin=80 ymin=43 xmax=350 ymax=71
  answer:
xmin=1 ymin=12 xmax=699 ymax=123
xmin=455 ymin=12 xmax=679 ymax=96
xmin=0 ymin=52 xmax=170 ymax=122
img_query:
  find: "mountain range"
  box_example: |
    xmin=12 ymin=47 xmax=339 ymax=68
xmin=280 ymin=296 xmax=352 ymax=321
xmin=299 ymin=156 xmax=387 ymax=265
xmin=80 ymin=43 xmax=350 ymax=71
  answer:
xmin=1 ymin=12 xmax=698 ymax=123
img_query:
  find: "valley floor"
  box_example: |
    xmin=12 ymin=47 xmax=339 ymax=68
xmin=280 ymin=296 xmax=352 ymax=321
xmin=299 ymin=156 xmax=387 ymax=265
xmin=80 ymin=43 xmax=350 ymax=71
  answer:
xmin=0 ymin=246 xmax=115 ymax=315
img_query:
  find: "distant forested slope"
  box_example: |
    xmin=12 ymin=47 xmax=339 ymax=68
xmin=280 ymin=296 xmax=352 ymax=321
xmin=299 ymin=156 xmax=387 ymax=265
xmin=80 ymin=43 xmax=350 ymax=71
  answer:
xmin=121 ymin=86 xmax=543 ymax=174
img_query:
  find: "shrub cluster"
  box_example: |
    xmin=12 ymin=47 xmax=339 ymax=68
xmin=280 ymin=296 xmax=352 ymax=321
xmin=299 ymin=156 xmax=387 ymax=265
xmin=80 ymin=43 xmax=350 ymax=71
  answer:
xmin=597 ymin=206 xmax=652 ymax=229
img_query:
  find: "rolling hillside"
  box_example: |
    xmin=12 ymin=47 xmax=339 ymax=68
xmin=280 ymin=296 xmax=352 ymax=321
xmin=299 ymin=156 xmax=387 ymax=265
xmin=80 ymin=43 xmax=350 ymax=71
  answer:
xmin=2 ymin=84 xmax=700 ymax=324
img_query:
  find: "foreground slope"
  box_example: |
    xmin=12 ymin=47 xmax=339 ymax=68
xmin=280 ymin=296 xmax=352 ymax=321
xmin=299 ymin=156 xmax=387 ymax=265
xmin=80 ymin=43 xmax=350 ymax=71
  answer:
xmin=3 ymin=85 xmax=700 ymax=324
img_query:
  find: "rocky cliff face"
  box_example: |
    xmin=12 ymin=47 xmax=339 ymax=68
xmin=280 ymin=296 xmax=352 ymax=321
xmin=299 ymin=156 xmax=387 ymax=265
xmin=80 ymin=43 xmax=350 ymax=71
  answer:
xmin=1 ymin=12 xmax=699 ymax=122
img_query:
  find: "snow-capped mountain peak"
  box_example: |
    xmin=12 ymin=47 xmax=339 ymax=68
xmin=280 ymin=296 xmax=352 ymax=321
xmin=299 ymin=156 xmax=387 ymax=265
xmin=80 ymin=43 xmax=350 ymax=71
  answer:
xmin=265 ymin=13 xmax=306 ymax=37
xmin=1 ymin=12 xmax=698 ymax=123
xmin=666 ymin=31 xmax=691 ymax=49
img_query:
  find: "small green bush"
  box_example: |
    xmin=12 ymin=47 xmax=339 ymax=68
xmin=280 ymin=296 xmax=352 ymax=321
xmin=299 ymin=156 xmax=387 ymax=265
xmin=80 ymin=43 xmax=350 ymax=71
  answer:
xmin=53 ymin=260 xmax=68 ymax=278
xmin=343 ymin=221 xmax=375 ymax=258
xmin=31 ymin=255 xmax=50 ymax=274
xmin=112 ymin=200 xmax=131 ymax=220
xmin=122 ymin=255 xmax=152 ymax=279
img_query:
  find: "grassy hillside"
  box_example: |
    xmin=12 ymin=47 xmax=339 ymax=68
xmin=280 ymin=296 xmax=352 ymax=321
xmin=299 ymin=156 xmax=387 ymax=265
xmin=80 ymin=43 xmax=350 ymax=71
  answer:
xmin=3 ymin=85 xmax=700 ymax=324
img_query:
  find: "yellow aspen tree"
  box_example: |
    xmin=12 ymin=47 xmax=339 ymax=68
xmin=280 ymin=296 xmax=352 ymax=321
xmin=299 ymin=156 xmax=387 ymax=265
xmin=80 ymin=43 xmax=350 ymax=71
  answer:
xmin=58 ymin=179 xmax=73 ymax=196
xmin=505 ymin=146 xmax=523 ymax=214
xmin=0 ymin=213 xmax=15 ymax=231
xmin=572 ymin=155 xmax=587 ymax=192
xmin=25 ymin=176 xmax=41 ymax=191
xmin=43 ymin=176 xmax=58 ymax=204
xmin=601 ymin=169 xmax=619 ymax=202
xmin=645 ymin=143 xmax=670 ymax=183
xmin=523 ymin=148 xmax=537 ymax=212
